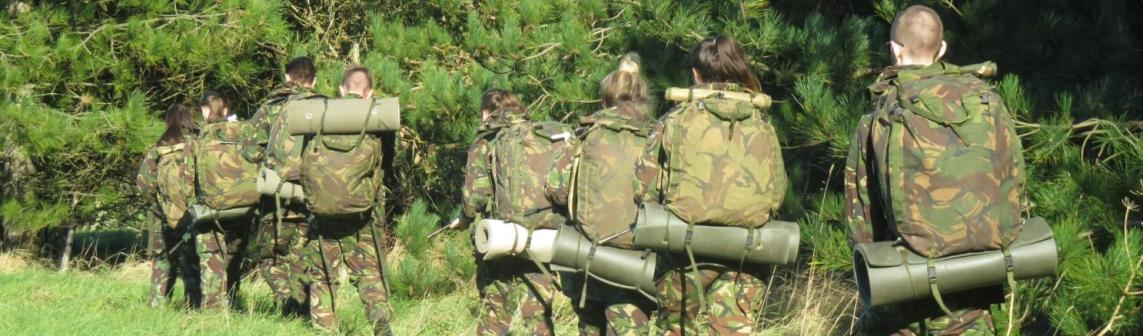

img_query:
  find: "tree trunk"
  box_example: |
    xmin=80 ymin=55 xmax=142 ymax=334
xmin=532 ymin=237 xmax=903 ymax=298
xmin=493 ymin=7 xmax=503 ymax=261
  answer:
xmin=58 ymin=225 xmax=74 ymax=272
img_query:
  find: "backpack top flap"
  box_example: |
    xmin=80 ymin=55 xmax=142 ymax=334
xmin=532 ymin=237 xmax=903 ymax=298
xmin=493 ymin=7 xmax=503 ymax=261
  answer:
xmin=491 ymin=121 xmax=573 ymax=229
xmin=895 ymin=62 xmax=993 ymax=126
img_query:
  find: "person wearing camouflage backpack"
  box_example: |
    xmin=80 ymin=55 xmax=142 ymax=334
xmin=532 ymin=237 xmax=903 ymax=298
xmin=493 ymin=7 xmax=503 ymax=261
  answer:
xmin=243 ymin=56 xmax=327 ymax=316
xmin=844 ymin=6 xmax=1026 ymax=335
xmin=635 ymin=35 xmax=788 ymax=335
xmin=297 ymin=67 xmax=393 ymax=335
xmin=136 ymin=104 xmax=197 ymax=308
xmin=459 ymin=89 xmax=565 ymax=336
xmin=186 ymin=92 xmax=259 ymax=309
xmin=545 ymin=52 xmax=657 ymax=335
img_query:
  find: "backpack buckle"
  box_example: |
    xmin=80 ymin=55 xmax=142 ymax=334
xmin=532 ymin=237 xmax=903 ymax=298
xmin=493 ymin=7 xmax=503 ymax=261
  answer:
xmin=981 ymin=93 xmax=991 ymax=104
xmin=927 ymin=264 xmax=939 ymax=284
xmin=697 ymin=102 xmax=705 ymax=110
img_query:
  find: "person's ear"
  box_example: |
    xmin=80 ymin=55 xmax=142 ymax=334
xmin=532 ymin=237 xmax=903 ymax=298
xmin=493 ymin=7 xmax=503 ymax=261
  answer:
xmin=285 ymin=74 xmax=293 ymax=83
xmin=890 ymin=41 xmax=905 ymax=66
xmin=308 ymin=77 xmax=317 ymax=88
xmin=201 ymin=107 xmax=210 ymax=120
xmin=223 ymin=107 xmax=230 ymax=117
xmin=691 ymin=68 xmax=703 ymax=84
xmin=339 ymin=85 xmax=348 ymax=97
xmin=481 ymin=109 xmax=490 ymax=122
xmin=935 ymin=40 xmax=948 ymax=62
xmin=364 ymin=89 xmax=374 ymax=98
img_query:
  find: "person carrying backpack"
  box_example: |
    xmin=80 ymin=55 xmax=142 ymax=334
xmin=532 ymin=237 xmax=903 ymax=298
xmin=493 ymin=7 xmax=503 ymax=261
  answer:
xmin=844 ymin=5 xmax=1027 ymax=335
xmin=545 ymin=52 xmax=658 ymax=335
xmin=635 ymin=35 xmax=788 ymax=335
xmin=187 ymin=91 xmax=259 ymax=309
xmin=243 ymin=56 xmax=327 ymax=316
xmin=136 ymin=104 xmax=197 ymax=308
xmin=297 ymin=66 xmax=393 ymax=335
xmin=460 ymin=89 xmax=568 ymax=335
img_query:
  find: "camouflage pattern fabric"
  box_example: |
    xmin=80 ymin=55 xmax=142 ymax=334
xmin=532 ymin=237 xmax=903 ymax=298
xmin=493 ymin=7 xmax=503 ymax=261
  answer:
xmin=488 ymin=116 xmax=574 ymax=230
xmin=547 ymin=107 xmax=651 ymax=248
xmin=300 ymin=124 xmax=384 ymax=217
xmin=475 ymin=258 xmax=556 ymax=336
xmin=141 ymin=143 xmax=195 ymax=226
xmin=243 ymin=86 xmax=325 ymax=172
xmin=463 ymin=136 xmax=495 ymax=220
xmin=635 ymin=83 xmax=787 ymax=228
xmin=300 ymin=216 xmax=393 ymax=335
xmin=252 ymin=213 xmax=309 ymax=316
xmin=654 ymin=264 xmax=768 ymax=335
xmin=192 ymin=121 xmax=260 ymax=211
xmin=146 ymin=213 xmax=188 ymax=308
xmin=187 ymin=218 xmax=252 ymax=310
xmin=563 ymin=272 xmax=655 ymax=336
xmin=845 ymin=62 xmax=1025 ymax=258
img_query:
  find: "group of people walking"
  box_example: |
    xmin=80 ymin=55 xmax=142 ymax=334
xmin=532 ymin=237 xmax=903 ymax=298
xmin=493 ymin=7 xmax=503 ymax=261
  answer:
xmin=138 ymin=5 xmax=1035 ymax=336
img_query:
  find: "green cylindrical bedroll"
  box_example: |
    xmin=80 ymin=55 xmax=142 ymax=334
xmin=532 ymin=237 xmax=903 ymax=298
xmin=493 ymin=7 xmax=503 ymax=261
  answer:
xmin=189 ymin=203 xmax=256 ymax=224
xmin=256 ymin=167 xmax=305 ymax=203
xmin=853 ymin=217 xmax=1058 ymax=307
xmin=633 ymin=203 xmax=799 ymax=265
xmin=550 ymin=225 xmax=658 ymax=296
xmin=286 ymin=97 xmax=400 ymax=135
xmin=664 ymin=88 xmax=772 ymax=109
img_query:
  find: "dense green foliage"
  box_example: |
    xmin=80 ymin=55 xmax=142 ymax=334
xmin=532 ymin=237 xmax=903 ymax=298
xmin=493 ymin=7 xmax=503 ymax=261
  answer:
xmin=2 ymin=0 xmax=1141 ymax=333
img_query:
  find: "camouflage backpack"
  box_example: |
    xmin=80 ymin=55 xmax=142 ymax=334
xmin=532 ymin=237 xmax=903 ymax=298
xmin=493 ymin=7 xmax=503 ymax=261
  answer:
xmin=299 ymin=108 xmax=384 ymax=217
xmin=151 ymin=143 xmax=195 ymax=227
xmin=657 ymin=84 xmax=787 ymax=228
xmin=193 ymin=122 xmax=260 ymax=211
xmin=264 ymin=91 xmax=325 ymax=184
xmin=862 ymin=62 xmax=1025 ymax=258
xmin=490 ymin=120 xmax=575 ymax=230
xmin=565 ymin=109 xmax=651 ymax=248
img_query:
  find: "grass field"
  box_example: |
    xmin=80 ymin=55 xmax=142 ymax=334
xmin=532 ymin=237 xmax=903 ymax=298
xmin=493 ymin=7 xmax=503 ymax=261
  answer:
xmin=0 ymin=251 xmax=584 ymax=335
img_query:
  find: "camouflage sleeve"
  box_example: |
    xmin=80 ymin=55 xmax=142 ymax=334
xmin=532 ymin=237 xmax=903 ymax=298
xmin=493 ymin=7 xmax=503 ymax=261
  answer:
xmin=462 ymin=139 xmax=493 ymax=219
xmin=241 ymin=103 xmax=273 ymax=163
xmin=844 ymin=114 xmax=876 ymax=244
xmin=545 ymin=141 xmax=577 ymax=208
xmin=634 ymin=119 xmax=668 ymax=204
xmin=136 ymin=148 xmax=159 ymax=196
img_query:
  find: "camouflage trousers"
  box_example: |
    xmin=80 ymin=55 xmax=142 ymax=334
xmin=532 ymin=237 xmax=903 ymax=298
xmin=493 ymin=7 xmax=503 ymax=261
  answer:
xmin=858 ymin=286 xmax=1000 ymax=336
xmin=300 ymin=216 xmax=393 ymax=336
xmin=147 ymin=220 xmax=187 ymax=308
xmin=563 ymin=273 xmax=655 ymax=336
xmin=654 ymin=264 xmax=769 ymax=335
xmin=476 ymin=257 xmax=557 ymax=335
xmin=188 ymin=219 xmax=251 ymax=310
xmin=253 ymin=209 xmax=309 ymax=316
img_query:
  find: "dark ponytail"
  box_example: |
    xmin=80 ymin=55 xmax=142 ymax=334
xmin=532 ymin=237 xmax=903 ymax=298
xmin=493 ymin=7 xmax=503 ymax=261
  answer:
xmin=689 ymin=35 xmax=761 ymax=92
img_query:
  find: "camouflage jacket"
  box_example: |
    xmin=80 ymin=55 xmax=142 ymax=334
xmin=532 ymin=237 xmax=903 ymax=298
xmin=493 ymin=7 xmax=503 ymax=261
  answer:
xmin=242 ymin=85 xmax=326 ymax=166
xmin=461 ymin=107 xmax=525 ymax=219
xmin=844 ymin=62 xmax=1026 ymax=257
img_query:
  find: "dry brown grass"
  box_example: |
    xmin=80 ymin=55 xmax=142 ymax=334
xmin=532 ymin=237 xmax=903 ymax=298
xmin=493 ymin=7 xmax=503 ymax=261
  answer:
xmin=756 ymin=253 xmax=861 ymax=335
xmin=0 ymin=250 xmax=35 ymax=274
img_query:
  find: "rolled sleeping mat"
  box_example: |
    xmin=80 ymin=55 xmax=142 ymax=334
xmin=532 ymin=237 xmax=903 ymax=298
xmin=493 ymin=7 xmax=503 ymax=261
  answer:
xmin=853 ymin=217 xmax=1058 ymax=307
xmin=189 ymin=203 xmax=256 ymax=224
xmin=633 ymin=203 xmax=799 ymax=265
xmin=286 ymin=97 xmax=400 ymax=135
xmin=549 ymin=225 xmax=658 ymax=296
xmin=256 ymin=168 xmax=305 ymax=203
xmin=664 ymin=87 xmax=772 ymax=109
xmin=473 ymin=219 xmax=557 ymax=262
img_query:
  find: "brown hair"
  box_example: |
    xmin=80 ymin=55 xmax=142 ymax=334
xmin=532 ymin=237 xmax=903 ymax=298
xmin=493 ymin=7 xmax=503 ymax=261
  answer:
xmin=689 ymin=35 xmax=761 ymax=92
xmin=340 ymin=66 xmax=373 ymax=96
xmin=480 ymin=88 xmax=527 ymax=120
xmin=199 ymin=90 xmax=227 ymax=122
xmin=600 ymin=52 xmax=651 ymax=118
xmin=157 ymin=104 xmax=196 ymax=146
xmin=285 ymin=56 xmax=316 ymax=86
xmin=891 ymin=5 xmax=944 ymax=62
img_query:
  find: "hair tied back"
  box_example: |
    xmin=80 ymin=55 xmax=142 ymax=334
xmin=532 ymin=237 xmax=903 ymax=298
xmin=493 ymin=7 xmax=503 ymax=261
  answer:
xmin=617 ymin=52 xmax=641 ymax=74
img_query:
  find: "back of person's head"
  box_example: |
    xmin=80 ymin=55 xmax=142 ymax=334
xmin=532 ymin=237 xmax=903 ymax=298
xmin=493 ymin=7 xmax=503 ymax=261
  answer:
xmin=158 ymin=104 xmax=196 ymax=146
xmin=199 ymin=90 xmax=228 ymax=123
xmin=689 ymin=35 xmax=761 ymax=92
xmin=890 ymin=5 xmax=945 ymax=65
xmin=339 ymin=66 xmax=373 ymax=98
xmin=480 ymin=88 xmax=527 ymax=123
xmin=285 ymin=56 xmax=317 ymax=87
xmin=599 ymin=52 xmax=652 ymax=119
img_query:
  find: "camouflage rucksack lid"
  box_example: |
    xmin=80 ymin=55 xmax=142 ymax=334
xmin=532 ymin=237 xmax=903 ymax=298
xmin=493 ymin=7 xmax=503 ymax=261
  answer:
xmin=658 ymin=84 xmax=787 ymax=228
xmin=152 ymin=143 xmax=195 ymax=227
xmin=300 ymin=130 xmax=384 ymax=217
xmin=865 ymin=62 xmax=1025 ymax=258
xmin=193 ymin=122 xmax=260 ymax=211
xmin=565 ymin=108 xmax=651 ymax=248
xmin=264 ymin=91 xmax=325 ymax=182
xmin=490 ymin=120 xmax=574 ymax=230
